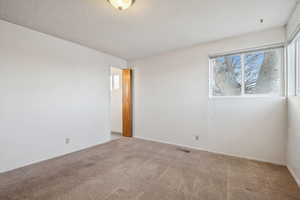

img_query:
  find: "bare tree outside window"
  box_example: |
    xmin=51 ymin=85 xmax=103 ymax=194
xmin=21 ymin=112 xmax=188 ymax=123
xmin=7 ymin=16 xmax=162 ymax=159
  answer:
xmin=245 ymin=50 xmax=281 ymax=95
xmin=212 ymin=55 xmax=241 ymax=96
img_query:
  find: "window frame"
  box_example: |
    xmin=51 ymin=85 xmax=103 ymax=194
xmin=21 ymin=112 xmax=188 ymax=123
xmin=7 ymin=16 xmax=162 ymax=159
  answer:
xmin=209 ymin=44 xmax=285 ymax=98
xmin=295 ymin=37 xmax=300 ymax=96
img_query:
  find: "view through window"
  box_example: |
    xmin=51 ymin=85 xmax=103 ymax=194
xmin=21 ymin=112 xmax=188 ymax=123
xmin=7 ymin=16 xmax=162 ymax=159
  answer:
xmin=287 ymin=33 xmax=300 ymax=96
xmin=210 ymin=47 xmax=283 ymax=97
xmin=110 ymin=74 xmax=120 ymax=91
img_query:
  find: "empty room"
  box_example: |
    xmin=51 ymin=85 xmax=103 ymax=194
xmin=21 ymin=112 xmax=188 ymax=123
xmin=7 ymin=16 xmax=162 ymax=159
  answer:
xmin=0 ymin=0 xmax=300 ymax=199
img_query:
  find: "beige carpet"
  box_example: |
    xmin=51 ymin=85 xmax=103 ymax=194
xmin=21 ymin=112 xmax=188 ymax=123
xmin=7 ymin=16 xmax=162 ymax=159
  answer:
xmin=0 ymin=138 xmax=299 ymax=200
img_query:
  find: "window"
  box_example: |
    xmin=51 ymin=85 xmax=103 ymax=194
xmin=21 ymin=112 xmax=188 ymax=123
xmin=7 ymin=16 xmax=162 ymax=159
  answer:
xmin=110 ymin=74 xmax=120 ymax=91
xmin=210 ymin=47 xmax=283 ymax=97
xmin=113 ymin=74 xmax=120 ymax=90
xmin=287 ymin=31 xmax=300 ymax=96
xmin=287 ymin=40 xmax=297 ymax=96
xmin=296 ymin=37 xmax=300 ymax=96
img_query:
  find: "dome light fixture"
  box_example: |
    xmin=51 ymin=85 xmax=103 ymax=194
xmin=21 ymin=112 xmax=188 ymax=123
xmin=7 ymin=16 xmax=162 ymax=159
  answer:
xmin=107 ymin=0 xmax=135 ymax=10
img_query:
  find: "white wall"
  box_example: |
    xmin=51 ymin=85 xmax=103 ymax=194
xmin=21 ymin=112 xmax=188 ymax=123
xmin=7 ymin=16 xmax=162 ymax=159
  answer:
xmin=287 ymin=97 xmax=300 ymax=186
xmin=287 ymin=2 xmax=300 ymax=187
xmin=287 ymin=1 xmax=300 ymax=41
xmin=111 ymin=67 xmax=122 ymax=133
xmin=0 ymin=20 xmax=126 ymax=173
xmin=131 ymin=27 xmax=287 ymax=165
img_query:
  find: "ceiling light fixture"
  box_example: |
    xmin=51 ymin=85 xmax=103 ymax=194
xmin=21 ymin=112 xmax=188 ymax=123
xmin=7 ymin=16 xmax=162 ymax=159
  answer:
xmin=107 ymin=0 xmax=135 ymax=10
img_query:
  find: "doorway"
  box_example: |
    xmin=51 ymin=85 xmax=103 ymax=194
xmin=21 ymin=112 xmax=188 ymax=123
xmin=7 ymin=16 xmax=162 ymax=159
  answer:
xmin=110 ymin=67 xmax=132 ymax=140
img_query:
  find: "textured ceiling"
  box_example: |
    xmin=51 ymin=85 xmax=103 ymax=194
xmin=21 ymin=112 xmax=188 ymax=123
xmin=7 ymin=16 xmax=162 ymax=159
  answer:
xmin=0 ymin=0 xmax=298 ymax=60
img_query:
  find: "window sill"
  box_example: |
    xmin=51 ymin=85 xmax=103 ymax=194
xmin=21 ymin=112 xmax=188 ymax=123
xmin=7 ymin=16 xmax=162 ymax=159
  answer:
xmin=208 ymin=96 xmax=287 ymax=100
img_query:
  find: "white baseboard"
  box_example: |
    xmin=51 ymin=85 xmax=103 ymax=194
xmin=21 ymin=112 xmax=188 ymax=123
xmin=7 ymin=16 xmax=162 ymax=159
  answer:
xmin=134 ymin=136 xmax=285 ymax=166
xmin=287 ymin=165 xmax=300 ymax=187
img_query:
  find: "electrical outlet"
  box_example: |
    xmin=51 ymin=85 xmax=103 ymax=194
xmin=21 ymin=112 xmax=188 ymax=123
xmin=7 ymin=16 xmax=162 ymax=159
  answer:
xmin=65 ymin=138 xmax=70 ymax=144
xmin=194 ymin=135 xmax=200 ymax=141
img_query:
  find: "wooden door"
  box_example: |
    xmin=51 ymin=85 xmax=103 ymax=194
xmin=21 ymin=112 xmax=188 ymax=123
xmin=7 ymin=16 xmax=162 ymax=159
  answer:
xmin=122 ymin=69 xmax=132 ymax=137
